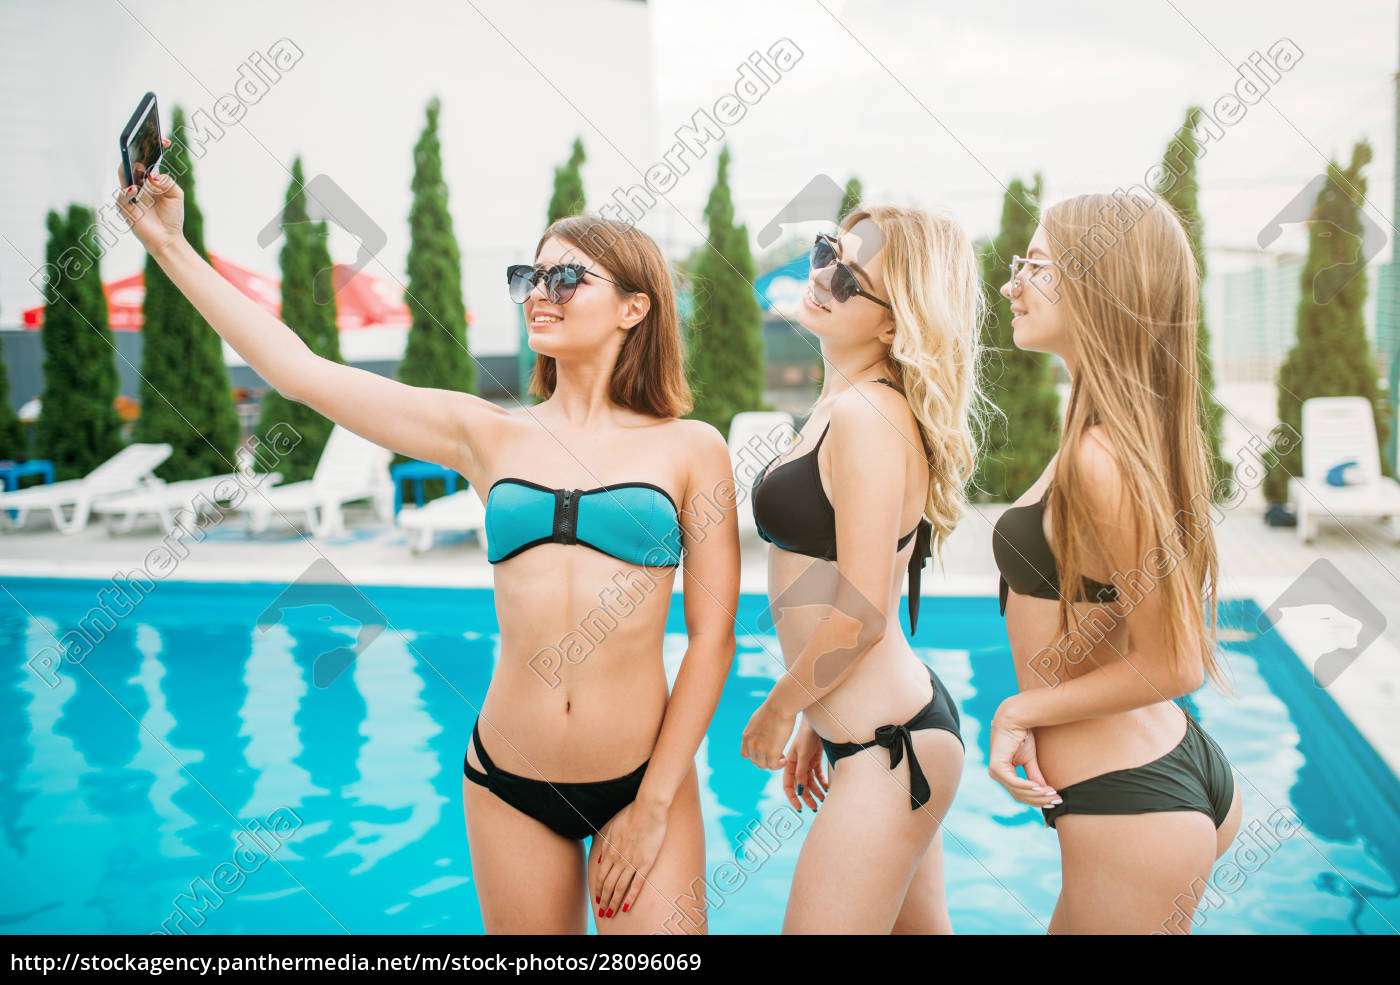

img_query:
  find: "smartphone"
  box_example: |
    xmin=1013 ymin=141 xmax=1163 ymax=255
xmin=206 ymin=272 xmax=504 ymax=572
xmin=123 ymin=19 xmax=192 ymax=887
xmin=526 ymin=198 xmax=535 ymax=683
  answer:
xmin=119 ymin=92 xmax=162 ymax=204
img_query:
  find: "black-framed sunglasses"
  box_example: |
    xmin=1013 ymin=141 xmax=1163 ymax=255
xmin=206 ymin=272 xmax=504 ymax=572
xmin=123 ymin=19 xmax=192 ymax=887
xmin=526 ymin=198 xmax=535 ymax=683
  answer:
xmin=505 ymin=262 xmax=628 ymax=305
xmin=810 ymin=233 xmax=891 ymax=309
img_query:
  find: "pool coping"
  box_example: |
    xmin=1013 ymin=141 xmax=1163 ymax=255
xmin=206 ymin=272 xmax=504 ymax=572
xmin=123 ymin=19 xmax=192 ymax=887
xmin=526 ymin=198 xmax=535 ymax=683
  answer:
xmin=4 ymin=561 xmax=1398 ymax=784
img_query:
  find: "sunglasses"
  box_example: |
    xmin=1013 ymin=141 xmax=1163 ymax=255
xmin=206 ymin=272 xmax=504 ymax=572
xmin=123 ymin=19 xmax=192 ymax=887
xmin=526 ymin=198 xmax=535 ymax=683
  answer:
xmin=506 ymin=262 xmax=628 ymax=305
xmin=810 ymin=233 xmax=891 ymax=309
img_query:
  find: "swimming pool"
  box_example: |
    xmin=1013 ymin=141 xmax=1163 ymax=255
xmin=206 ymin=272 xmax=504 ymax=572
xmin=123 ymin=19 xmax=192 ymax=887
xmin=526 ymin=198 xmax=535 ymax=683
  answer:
xmin=1 ymin=578 xmax=1397 ymax=934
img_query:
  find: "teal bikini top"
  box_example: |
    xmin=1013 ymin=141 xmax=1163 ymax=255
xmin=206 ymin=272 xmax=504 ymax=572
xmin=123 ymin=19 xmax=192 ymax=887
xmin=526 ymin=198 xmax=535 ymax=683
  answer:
xmin=484 ymin=477 xmax=684 ymax=567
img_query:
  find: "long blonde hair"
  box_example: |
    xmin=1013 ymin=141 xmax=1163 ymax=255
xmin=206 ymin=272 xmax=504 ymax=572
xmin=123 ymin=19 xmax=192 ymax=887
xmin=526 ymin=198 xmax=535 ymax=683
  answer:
xmin=839 ymin=205 xmax=988 ymax=563
xmin=1041 ymin=192 xmax=1222 ymax=685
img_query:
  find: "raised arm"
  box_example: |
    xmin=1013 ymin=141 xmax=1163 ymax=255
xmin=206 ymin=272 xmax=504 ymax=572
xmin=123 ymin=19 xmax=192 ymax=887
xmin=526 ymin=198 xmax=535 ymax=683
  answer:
xmin=115 ymin=160 xmax=507 ymax=484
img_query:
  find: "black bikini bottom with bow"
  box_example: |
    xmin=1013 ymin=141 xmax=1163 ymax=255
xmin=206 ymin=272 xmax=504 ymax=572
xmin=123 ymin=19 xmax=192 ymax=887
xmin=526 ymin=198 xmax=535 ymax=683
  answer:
xmin=819 ymin=663 xmax=963 ymax=811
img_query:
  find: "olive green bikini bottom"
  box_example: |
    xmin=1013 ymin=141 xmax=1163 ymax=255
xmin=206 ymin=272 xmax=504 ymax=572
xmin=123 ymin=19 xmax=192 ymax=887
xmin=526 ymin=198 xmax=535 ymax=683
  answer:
xmin=1042 ymin=712 xmax=1235 ymax=829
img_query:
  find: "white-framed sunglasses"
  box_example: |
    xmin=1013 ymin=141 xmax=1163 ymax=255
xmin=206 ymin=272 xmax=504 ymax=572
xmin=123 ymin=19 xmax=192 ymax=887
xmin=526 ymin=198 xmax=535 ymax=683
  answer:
xmin=1008 ymin=255 xmax=1055 ymax=292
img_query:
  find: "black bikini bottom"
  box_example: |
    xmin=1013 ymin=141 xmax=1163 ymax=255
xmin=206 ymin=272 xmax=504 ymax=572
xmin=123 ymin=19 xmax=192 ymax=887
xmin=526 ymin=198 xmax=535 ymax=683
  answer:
xmin=463 ymin=719 xmax=649 ymax=841
xmin=819 ymin=663 xmax=963 ymax=811
xmin=1041 ymin=712 xmax=1235 ymax=829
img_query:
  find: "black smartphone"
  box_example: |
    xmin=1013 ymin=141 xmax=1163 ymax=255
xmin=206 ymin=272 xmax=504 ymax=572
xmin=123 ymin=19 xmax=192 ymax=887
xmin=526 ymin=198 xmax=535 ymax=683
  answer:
xmin=119 ymin=92 xmax=162 ymax=204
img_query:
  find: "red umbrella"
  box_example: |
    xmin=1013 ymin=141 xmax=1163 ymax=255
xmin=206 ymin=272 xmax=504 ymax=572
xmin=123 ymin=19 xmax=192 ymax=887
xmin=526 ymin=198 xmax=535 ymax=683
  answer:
xmin=21 ymin=256 xmax=468 ymax=332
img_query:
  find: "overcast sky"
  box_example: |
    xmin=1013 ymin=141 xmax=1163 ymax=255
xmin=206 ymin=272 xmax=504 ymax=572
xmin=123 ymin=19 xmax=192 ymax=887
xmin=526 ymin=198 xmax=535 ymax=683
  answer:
xmin=1 ymin=0 xmax=1394 ymax=348
xmin=647 ymin=0 xmax=1397 ymax=264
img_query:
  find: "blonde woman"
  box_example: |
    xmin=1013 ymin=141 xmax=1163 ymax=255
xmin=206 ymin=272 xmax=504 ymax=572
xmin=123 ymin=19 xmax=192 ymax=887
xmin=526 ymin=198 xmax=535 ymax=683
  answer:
xmin=740 ymin=206 xmax=984 ymax=933
xmin=117 ymin=153 xmax=739 ymax=934
xmin=988 ymin=192 xmax=1242 ymax=934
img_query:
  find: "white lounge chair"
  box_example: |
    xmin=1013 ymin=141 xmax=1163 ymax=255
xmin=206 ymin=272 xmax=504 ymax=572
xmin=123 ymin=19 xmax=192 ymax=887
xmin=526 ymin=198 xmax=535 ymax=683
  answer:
xmin=1290 ymin=396 xmax=1400 ymax=544
xmin=232 ymin=424 xmax=395 ymax=538
xmin=0 ymin=443 xmax=172 ymax=534
xmin=727 ymin=411 xmax=797 ymax=537
xmin=398 ymin=488 xmax=488 ymax=553
xmin=92 ymin=467 xmax=284 ymax=536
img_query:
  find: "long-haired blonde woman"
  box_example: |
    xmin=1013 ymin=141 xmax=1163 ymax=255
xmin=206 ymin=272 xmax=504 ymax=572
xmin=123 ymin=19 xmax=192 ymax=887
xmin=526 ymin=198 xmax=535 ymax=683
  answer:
xmin=987 ymin=191 xmax=1242 ymax=934
xmin=117 ymin=152 xmax=739 ymax=934
xmin=740 ymin=205 xmax=984 ymax=933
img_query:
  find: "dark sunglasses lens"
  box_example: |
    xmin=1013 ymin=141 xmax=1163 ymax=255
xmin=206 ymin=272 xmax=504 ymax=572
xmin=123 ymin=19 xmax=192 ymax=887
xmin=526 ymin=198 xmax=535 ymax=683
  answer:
xmin=507 ymin=266 xmax=536 ymax=303
xmin=545 ymin=265 xmax=582 ymax=304
xmin=830 ymin=264 xmax=859 ymax=303
xmin=811 ymin=236 xmax=835 ymax=269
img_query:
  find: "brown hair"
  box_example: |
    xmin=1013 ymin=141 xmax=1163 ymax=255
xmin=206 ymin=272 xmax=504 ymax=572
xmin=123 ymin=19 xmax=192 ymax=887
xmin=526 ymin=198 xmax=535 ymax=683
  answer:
xmin=527 ymin=214 xmax=692 ymax=420
xmin=1041 ymin=192 xmax=1222 ymax=686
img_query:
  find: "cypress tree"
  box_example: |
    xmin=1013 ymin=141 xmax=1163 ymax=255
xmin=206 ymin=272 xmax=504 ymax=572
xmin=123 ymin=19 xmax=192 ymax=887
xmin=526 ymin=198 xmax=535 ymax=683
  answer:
xmin=35 ymin=205 xmax=124 ymax=480
xmin=1156 ymin=106 xmax=1230 ymax=499
xmin=133 ymin=105 xmax=241 ymax=482
xmin=522 ymin=137 xmax=588 ymax=400
xmin=973 ymin=175 xmax=1061 ymax=501
xmin=251 ymin=157 xmax=344 ymax=484
xmin=394 ymin=97 xmax=475 ymax=499
xmin=547 ymin=137 xmax=587 ymax=223
xmin=686 ymin=145 xmax=765 ymax=436
xmin=1265 ymin=140 xmax=1394 ymax=502
xmin=837 ymin=176 xmax=863 ymax=224
xmin=0 ymin=333 xmax=23 ymax=460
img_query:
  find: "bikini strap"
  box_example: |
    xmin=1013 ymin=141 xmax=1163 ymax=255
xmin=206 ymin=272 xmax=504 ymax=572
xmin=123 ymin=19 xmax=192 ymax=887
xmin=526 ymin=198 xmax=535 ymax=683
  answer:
xmin=906 ymin=517 xmax=933 ymax=635
xmin=471 ymin=721 xmax=496 ymax=773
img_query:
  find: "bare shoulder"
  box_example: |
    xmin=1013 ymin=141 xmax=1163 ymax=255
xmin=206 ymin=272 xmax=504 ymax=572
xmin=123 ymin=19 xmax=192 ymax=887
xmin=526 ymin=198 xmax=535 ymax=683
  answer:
xmin=1075 ymin=425 xmax=1127 ymax=518
xmin=672 ymin=417 xmax=729 ymax=462
xmin=828 ymin=380 xmax=917 ymax=451
xmin=669 ymin=418 xmax=730 ymax=508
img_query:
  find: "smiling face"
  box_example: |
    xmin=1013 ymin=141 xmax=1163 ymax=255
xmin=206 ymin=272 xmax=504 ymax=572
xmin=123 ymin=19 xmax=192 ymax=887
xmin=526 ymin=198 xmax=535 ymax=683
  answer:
xmin=797 ymin=217 xmax=894 ymax=345
xmin=522 ymin=236 xmax=649 ymax=359
xmin=1000 ymin=225 xmax=1068 ymax=358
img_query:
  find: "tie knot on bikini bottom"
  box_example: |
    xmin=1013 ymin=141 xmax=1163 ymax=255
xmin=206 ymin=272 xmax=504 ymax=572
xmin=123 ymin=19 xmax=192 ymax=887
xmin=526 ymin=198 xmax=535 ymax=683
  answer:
xmin=873 ymin=723 xmax=931 ymax=810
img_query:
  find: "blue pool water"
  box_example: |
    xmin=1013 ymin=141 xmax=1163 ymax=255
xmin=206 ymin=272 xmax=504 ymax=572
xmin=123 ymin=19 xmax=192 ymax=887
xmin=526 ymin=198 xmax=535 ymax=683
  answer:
xmin=1 ymin=578 xmax=1397 ymax=934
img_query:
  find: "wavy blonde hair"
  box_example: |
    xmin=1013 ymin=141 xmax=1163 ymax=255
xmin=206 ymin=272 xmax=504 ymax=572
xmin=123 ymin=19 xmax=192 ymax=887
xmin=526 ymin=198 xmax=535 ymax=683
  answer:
xmin=839 ymin=205 xmax=989 ymax=562
xmin=1041 ymin=192 xmax=1222 ymax=686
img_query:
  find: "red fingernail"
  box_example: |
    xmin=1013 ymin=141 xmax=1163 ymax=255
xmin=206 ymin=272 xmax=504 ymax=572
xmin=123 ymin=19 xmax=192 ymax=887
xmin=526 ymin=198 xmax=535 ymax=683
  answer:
xmin=606 ymin=908 xmax=613 ymax=918
xmin=594 ymin=896 xmax=599 ymax=904
xmin=622 ymin=903 xmax=629 ymax=913
xmin=597 ymin=907 xmax=604 ymax=917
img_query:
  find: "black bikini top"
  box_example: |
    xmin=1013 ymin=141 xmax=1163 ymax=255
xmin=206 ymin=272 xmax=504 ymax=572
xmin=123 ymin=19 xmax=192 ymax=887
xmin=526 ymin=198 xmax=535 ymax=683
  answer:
xmin=991 ymin=482 xmax=1118 ymax=617
xmin=750 ymin=378 xmax=934 ymax=633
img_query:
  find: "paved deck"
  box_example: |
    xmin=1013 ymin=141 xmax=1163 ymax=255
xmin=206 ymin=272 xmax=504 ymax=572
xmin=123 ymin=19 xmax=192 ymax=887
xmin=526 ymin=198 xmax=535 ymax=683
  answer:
xmin=2 ymin=383 xmax=1397 ymax=778
xmin=2 ymin=487 xmax=1397 ymax=778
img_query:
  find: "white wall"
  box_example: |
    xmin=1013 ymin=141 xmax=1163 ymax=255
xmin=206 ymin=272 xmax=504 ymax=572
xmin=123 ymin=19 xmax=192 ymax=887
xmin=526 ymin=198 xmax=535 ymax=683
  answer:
xmin=0 ymin=0 xmax=654 ymax=359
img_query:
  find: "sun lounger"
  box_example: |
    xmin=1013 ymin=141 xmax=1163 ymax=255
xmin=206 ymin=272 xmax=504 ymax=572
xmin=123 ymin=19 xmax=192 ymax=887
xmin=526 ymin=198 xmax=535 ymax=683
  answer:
xmin=229 ymin=424 xmax=394 ymax=538
xmin=0 ymin=443 xmax=172 ymax=534
xmin=1290 ymin=396 xmax=1400 ymax=544
xmin=397 ymin=488 xmax=488 ymax=553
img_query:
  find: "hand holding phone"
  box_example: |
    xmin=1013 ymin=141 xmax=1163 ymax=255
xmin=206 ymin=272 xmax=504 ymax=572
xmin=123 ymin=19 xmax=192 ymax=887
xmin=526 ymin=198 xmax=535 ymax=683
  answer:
xmin=119 ymin=92 xmax=163 ymax=205
xmin=116 ymin=107 xmax=183 ymax=257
